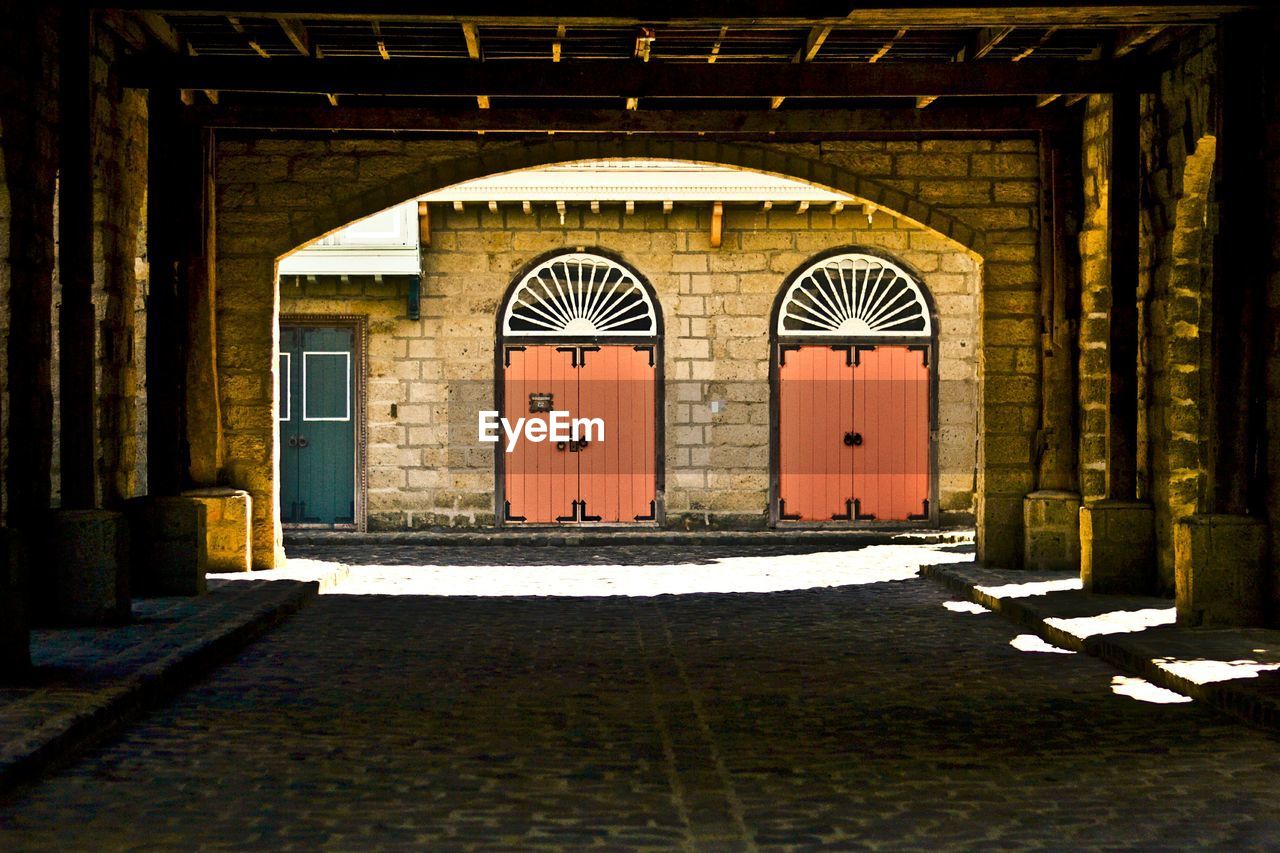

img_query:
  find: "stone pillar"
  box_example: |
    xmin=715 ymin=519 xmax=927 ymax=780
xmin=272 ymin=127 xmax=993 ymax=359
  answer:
xmin=0 ymin=529 xmax=31 ymax=674
xmin=41 ymin=510 xmax=131 ymax=625
xmin=1080 ymin=500 xmax=1155 ymax=594
xmin=183 ymin=488 xmax=252 ymax=573
xmin=1174 ymin=514 xmax=1266 ymax=627
xmin=128 ymin=497 xmax=208 ymax=597
xmin=1023 ymin=490 xmax=1081 ymax=572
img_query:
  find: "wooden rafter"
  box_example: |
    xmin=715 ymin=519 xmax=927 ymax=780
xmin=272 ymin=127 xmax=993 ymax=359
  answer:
xmin=772 ymin=24 xmax=831 ymax=109
xmin=553 ymin=24 xmax=565 ymax=61
xmin=868 ymin=27 xmax=908 ymax=63
xmin=1012 ymin=26 xmax=1059 ymax=61
xmin=1113 ymin=25 xmax=1166 ymax=57
xmin=277 ymin=17 xmax=309 ymax=56
xmin=461 ymin=22 xmax=487 ymax=109
xmin=227 ymin=16 xmax=270 ymax=58
xmin=187 ymin=104 xmax=1074 ymax=133
xmin=127 ymin=56 xmax=1144 ymax=96
xmin=708 ymin=25 xmax=728 ymax=63
xmin=972 ymin=26 xmax=1015 ymax=59
xmin=461 ymin=22 xmax=480 ymax=59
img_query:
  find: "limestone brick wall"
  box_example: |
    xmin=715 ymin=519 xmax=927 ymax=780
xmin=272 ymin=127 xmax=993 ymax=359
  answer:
xmin=282 ymin=205 xmax=981 ymax=529
xmin=1078 ymin=96 xmax=1112 ymax=504
xmin=1079 ymin=36 xmax=1220 ymax=594
xmin=41 ymin=11 xmax=150 ymax=512
xmin=218 ymin=136 xmax=1043 ymax=564
xmin=1142 ymin=35 xmax=1218 ymax=593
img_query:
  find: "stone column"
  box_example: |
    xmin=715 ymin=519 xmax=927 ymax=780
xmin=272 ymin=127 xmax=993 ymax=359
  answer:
xmin=1175 ymin=515 xmax=1266 ymax=626
xmin=1079 ymin=89 xmax=1155 ymax=593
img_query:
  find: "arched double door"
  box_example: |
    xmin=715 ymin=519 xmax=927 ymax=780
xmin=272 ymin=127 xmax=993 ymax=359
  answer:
xmin=497 ymin=250 xmax=662 ymax=525
xmin=772 ymin=250 xmax=936 ymax=525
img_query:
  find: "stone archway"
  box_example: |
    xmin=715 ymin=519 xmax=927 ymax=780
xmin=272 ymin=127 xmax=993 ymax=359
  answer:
xmin=212 ymin=135 xmax=1045 ymax=568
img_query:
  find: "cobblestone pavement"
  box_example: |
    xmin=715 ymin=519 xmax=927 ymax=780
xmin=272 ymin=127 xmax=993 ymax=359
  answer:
xmin=3 ymin=544 xmax=1280 ymax=849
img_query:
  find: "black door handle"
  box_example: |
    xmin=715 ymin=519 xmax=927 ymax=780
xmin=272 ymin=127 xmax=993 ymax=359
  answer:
xmin=288 ymin=436 xmax=298 ymax=447
xmin=844 ymin=432 xmax=863 ymax=446
xmin=298 ymin=437 xmax=309 ymax=448
xmin=556 ymin=441 xmax=567 ymax=451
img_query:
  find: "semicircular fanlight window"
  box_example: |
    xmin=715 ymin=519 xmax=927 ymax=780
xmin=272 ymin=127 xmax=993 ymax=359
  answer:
xmin=502 ymin=252 xmax=658 ymax=337
xmin=777 ymin=253 xmax=931 ymax=337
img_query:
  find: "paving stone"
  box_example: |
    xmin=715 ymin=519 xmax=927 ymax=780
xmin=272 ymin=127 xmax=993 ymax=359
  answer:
xmin=1 ymin=543 xmax=1279 ymax=848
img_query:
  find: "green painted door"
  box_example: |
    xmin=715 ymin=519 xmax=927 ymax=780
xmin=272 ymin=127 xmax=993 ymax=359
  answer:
xmin=279 ymin=325 xmax=357 ymax=526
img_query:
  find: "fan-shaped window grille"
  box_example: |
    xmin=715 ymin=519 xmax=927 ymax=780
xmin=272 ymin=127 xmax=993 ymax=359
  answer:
xmin=501 ymin=252 xmax=658 ymax=337
xmin=777 ymin=253 xmax=931 ymax=338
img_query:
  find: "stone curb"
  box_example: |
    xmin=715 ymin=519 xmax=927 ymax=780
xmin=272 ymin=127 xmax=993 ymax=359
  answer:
xmin=287 ymin=529 xmax=975 ymax=548
xmin=921 ymin=563 xmax=1280 ymax=732
xmin=0 ymin=580 xmax=318 ymax=797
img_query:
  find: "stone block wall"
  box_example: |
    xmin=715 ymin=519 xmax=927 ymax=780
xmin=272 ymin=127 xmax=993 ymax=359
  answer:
xmin=1078 ymin=95 xmax=1112 ymax=505
xmin=1078 ymin=37 xmax=1220 ymax=594
xmin=282 ymin=204 xmax=981 ymax=529
xmin=218 ymin=136 xmax=1043 ymax=564
xmin=41 ymin=11 xmax=150 ymax=513
xmin=1141 ymin=34 xmax=1218 ymax=593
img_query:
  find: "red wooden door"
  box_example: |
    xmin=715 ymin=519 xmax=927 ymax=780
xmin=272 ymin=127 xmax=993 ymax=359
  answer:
xmin=503 ymin=345 xmax=578 ymax=523
xmin=503 ymin=344 xmax=657 ymax=524
xmin=577 ymin=346 xmax=657 ymax=522
xmin=852 ymin=346 xmax=930 ymax=521
xmin=777 ymin=346 xmax=855 ymax=521
xmin=777 ymin=344 xmax=930 ymax=523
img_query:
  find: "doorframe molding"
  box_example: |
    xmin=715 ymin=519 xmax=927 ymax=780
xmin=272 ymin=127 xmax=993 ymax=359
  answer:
xmin=767 ymin=246 xmax=940 ymax=528
xmin=494 ymin=247 xmax=665 ymax=528
xmin=279 ymin=313 xmax=369 ymax=532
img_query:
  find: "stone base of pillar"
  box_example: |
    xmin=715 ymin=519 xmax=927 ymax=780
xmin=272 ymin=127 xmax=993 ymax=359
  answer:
xmin=128 ymin=497 xmax=208 ymax=596
xmin=41 ymin=510 xmax=131 ymax=625
xmin=0 ymin=528 xmax=31 ymax=675
xmin=1174 ymin=514 xmax=1266 ymax=627
xmin=1023 ymin=490 xmax=1082 ymax=572
xmin=1079 ymin=500 xmax=1155 ymax=595
xmin=182 ymin=488 xmax=252 ymax=573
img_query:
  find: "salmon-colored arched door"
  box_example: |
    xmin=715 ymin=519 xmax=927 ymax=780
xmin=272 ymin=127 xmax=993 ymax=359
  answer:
xmin=774 ymin=252 xmax=935 ymax=524
xmin=498 ymin=252 xmax=661 ymax=525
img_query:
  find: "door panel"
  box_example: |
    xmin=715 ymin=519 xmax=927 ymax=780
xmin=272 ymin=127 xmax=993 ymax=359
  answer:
xmin=578 ymin=345 xmax=657 ymax=523
xmin=777 ymin=345 xmax=855 ymax=521
xmin=279 ymin=325 xmax=356 ymax=526
xmin=854 ymin=346 xmax=930 ymax=522
xmin=503 ymin=346 xmax=578 ymax=523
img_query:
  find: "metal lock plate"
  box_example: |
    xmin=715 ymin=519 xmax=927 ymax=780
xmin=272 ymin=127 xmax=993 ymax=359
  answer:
xmin=529 ymin=392 xmax=554 ymax=413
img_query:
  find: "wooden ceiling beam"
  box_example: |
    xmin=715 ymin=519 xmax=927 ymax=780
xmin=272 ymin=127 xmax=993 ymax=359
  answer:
xmin=119 ymin=5 xmax=1253 ymax=28
xmin=868 ymin=27 xmax=908 ymax=63
xmin=1112 ymin=24 xmax=1166 ymax=56
xmin=277 ymin=17 xmax=310 ymax=55
xmin=971 ymin=25 xmax=1015 ymax=59
xmin=185 ymin=104 xmax=1072 ymax=133
xmin=130 ymin=56 xmax=1151 ymax=96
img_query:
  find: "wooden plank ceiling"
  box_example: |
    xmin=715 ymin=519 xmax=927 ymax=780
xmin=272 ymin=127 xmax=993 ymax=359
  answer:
xmin=111 ymin=3 xmax=1253 ymax=126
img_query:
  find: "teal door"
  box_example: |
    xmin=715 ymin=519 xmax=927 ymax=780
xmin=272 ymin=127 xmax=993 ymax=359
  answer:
xmin=279 ymin=325 xmax=357 ymax=526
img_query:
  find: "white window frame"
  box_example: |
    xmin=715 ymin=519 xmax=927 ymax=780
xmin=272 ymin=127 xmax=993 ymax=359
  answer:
xmin=776 ymin=252 xmax=932 ymax=338
xmin=302 ymin=351 xmax=352 ymax=422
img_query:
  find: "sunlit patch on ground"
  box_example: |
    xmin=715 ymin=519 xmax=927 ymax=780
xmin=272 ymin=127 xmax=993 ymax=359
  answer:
xmin=1153 ymin=657 xmax=1280 ymax=684
xmin=943 ymin=600 xmax=990 ymax=614
xmin=975 ymin=577 xmax=1083 ymax=599
xmin=1044 ymin=607 xmax=1176 ymax=638
xmin=1110 ymin=676 xmax=1193 ymax=704
xmin=1009 ymin=633 xmax=1075 ymax=654
xmin=316 ymin=544 xmax=971 ymax=597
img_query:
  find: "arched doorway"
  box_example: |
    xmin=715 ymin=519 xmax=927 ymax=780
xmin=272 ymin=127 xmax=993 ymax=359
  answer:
xmin=770 ymin=249 xmax=937 ymax=525
xmin=496 ymin=249 xmax=663 ymax=525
